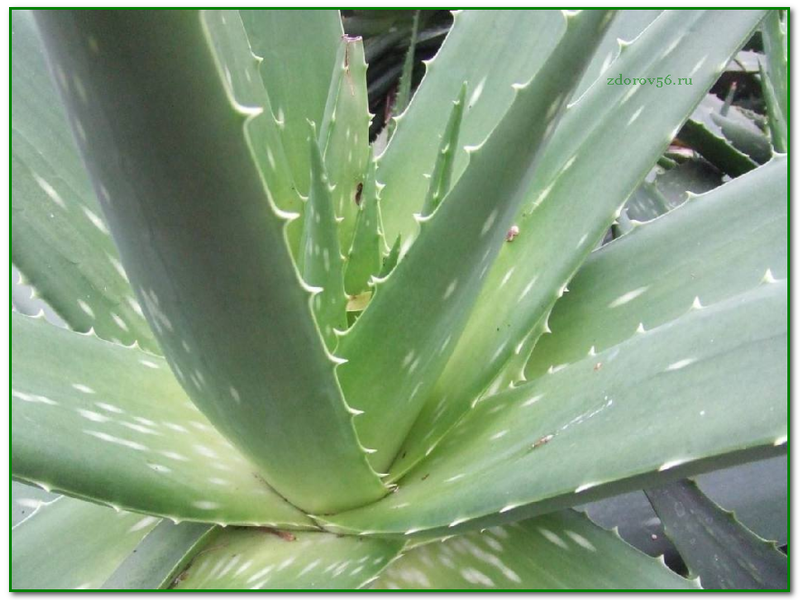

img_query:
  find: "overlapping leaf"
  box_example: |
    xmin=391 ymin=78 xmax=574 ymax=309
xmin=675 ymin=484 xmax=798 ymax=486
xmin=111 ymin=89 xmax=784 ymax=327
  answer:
xmin=324 ymin=279 xmax=786 ymax=536
xmin=172 ymin=528 xmax=404 ymax=590
xmin=11 ymin=10 xmax=157 ymax=352
xmin=337 ymin=10 xmax=614 ymax=472
xmin=12 ymin=496 xmax=159 ymax=590
xmin=32 ymin=10 xmax=385 ymax=513
xmin=393 ymin=10 xmax=767 ymax=479
xmin=103 ymin=521 xmax=216 ymax=590
xmin=525 ymin=157 xmax=786 ymax=379
xmin=376 ymin=10 xmax=566 ymax=247
xmin=375 ymin=511 xmax=696 ymax=589
xmin=646 ymin=480 xmax=787 ymax=589
xmin=12 ymin=313 xmax=313 ymax=527
xmin=241 ymin=10 xmax=343 ymax=195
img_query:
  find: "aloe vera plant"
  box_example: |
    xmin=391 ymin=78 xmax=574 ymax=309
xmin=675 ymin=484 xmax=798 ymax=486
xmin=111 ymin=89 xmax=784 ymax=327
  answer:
xmin=11 ymin=9 xmax=787 ymax=590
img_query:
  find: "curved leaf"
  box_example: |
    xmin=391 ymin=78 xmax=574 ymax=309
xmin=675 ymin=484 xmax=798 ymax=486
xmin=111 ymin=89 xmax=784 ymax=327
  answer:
xmin=12 ymin=312 xmax=313 ymax=527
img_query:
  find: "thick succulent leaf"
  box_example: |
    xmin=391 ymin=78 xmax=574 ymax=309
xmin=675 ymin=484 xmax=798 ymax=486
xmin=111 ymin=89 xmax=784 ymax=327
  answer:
xmin=420 ymin=82 xmax=467 ymax=217
xmin=572 ymin=9 xmax=662 ymax=99
xmin=324 ymin=279 xmax=787 ymax=536
xmin=375 ymin=511 xmax=695 ymax=590
xmin=33 ymin=10 xmax=386 ymax=513
xmin=390 ymin=10 xmax=421 ymax=122
xmin=697 ymin=456 xmax=788 ymax=546
xmin=376 ymin=10 xmax=565 ymax=246
xmin=651 ymin=158 xmax=722 ymax=204
xmin=241 ymin=10 xmax=343 ymax=195
xmin=645 ymin=480 xmax=787 ymax=589
xmin=12 ymin=313 xmax=313 ymax=527
xmin=582 ymin=456 xmax=788 ymax=560
xmin=103 ymin=521 xmax=216 ymax=590
xmin=318 ymin=36 xmax=372 ymax=254
xmin=337 ymin=11 xmax=614 ymax=472
xmin=624 ymin=177 xmax=671 ymax=223
xmin=525 ymin=157 xmax=786 ymax=379
xmin=12 ymin=480 xmax=57 ymax=527
xmin=710 ymin=111 xmax=772 ymax=164
xmin=344 ymin=151 xmax=383 ymax=295
xmin=394 ymin=10 xmax=767 ymax=478
xmin=172 ymin=528 xmax=404 ymax=590
xmin=203 ymin=10 xmax=303 ymax=224
xmin=760 ymin=10 xmax=787 ymax=152
xmin=298 ymin=128 xmax=348 ymax=348
xmin=679 ymin=118 xmax=757 ymax=177
xmin=12 ymin=496 xmax=159 ymax=590
xmin=11 ymin=10 xmax=158 ymax=352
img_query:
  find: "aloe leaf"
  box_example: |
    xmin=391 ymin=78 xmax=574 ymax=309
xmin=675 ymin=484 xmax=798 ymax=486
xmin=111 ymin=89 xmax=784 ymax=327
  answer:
xmin=645 ymin=480 xmax=787 ymax=589
xmin=678 ymin=119 xmax=757 ymax=176
xmin=525 ymin=157 xmax=786 ymax=379
xmin=298 ymin=126 xmax=348 ymax=348
xmin=392 ymin=10 xmax=421 ymax=117
xmin=202 ymin=10 xmax=304 ymax=250
xmin=582 ymin=456 xmax=787 ymax=561
xmin=241 ymin=10 xmax=343 ymax=195
xmin=12 ymin=312 xmax=313 ymax=527
xmin=103 ymin=521 xmax=216 ymax=590
xmin=33 ymin=10 xmax=386 ymax=513
xmin=337 ymin=11 xmax=614 ymax=472
xmin=318 ymin=35 xmax=372 ymax=254
xmin=709 ymin=112 xmax=772 ymax=164
xmin=375 ymin=510 xmax=695 ymax=589
xmin=696 ymin=457 xmax=788 ymax=546
xmin=573 ymin=9 xmax=662 ymax=99
xmin=420 ymin=82 xmax=467 ymax=217
xmin=624 ymin=180 xmax=671 ymax=222
xmin=379 ymin=234 xmax=402 ymax=278
xmin=12 ymin=480 xmax=57 ymax=527
xmin=376 ymin=10 xmax=566 ymax=246
xmin=344 ymin=151 xmax=383 ymax=295
xmin=12 ymin=496 xmax=159 ymax=590
xmin=171 ymin=528 xmax=404 ymax=590
xmin=393 ymin=10 xmax=767 ymax=479
xmin=324 ymin=279 xmax=786 ymax=537
xmin=11 ymin=10 xmax=158 ymax=352
xmin=760 ymin=10 xmax=787 ymax=152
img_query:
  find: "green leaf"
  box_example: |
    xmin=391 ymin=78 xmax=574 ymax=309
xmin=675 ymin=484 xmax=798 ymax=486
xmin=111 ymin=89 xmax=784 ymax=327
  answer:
xmin=393 ymin=10 xmax=767 ymax=479
xmin=202 ymin=10 xmax=303 ymax=224
xmin=12 ymin=312 xmax=313 ymax=527
xmin=392 ymin=10 xmax=421 ymax=119
xmin=12 ymin=496 xmax=159 ymax=590
xmin=645 ymin=480 xmax=788 ymax=589
xmin=11 ymin=10 xmax=158 ymax=352
xmin=323 ymin=279 xmax=786 ymax=536
xmin=677 ymin=127 xmax=755 ymax=178
xmin=298 ymin=125 xmax=348 ymax=348
xmin=760 ymin=10 xmax=787 ymax=152
xmin=344 ymin=151 xmax=384 ymax=296
xmin=103 ymin=521 xmax=216 ymax=590
xmin=420 ymin=82 xmax=467 ymax=217
xmin=337 ymin=10 xmax=615 ymax=472
xmin=172 ymin=528 xmax=404 ymax=590
xmin=33 ymin=10 xmax=386 ymax=513
xmin=375 ymin=510 xmax=696 ymax=589
xmin=572 ymin=9 xmax=662 ymax=99
xmin=12 ymin=480 xmax=57 ymax=527
xmin=526 ymin=157 xmax=786 ymax=379
xmin=241 ymin=10 xmax=344 ymax=195
xmin=376 ymin=10 xmax=566 ymax=246
xmin=710 ymin=111 xmax=772 ymax=164
xmin=318 ymin=35 xmax=372 ymax=254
